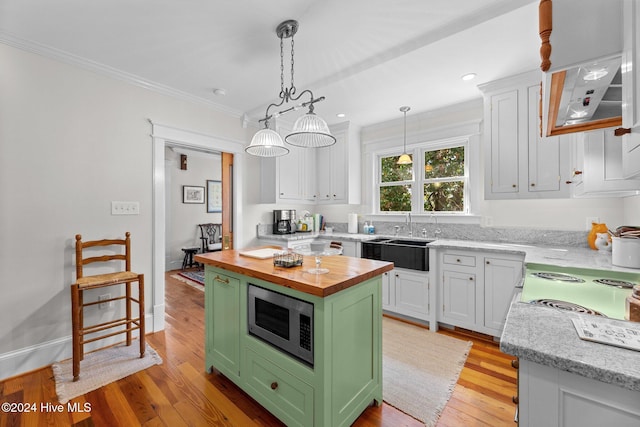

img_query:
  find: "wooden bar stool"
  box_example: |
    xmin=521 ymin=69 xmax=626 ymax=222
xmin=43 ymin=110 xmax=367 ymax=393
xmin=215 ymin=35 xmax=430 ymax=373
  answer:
xmin=71 ymin=232 xmax=145 ymax=381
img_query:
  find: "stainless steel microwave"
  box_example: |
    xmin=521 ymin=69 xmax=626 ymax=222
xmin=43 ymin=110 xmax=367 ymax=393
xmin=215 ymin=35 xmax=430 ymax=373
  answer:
xmin=247 ymin=284 xmax=314 ymax=366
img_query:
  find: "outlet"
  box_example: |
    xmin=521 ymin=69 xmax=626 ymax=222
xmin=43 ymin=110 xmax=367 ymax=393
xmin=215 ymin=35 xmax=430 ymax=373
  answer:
xmin=586 ymin=216 xmax=600 ymax=231
xmin=111 ymin=201 xmax=140 ymax=215
xmin=98 ymin=294 xmax=112 ymax=309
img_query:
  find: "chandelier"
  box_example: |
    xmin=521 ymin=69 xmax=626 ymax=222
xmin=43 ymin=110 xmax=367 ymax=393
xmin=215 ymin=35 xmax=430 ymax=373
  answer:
xmin=245 ymin=20 xmax=336 ymax=157
xmin=397 ymin=106 xmax=412 ymax=165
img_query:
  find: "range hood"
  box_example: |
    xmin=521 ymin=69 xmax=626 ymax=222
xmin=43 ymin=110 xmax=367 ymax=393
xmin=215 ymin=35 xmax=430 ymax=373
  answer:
xmin=545 ymin=56 xmax=622 ymax=136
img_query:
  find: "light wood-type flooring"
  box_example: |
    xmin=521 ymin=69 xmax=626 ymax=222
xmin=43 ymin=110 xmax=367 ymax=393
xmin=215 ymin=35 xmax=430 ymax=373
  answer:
xmin=0 ymin=270 xmax=516 ymax=426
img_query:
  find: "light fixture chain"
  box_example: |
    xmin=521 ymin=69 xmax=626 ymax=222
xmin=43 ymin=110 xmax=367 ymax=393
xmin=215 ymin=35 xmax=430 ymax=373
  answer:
xmin=290 ymin=34 xmax=295 ymax=94
xmin=279 ymin=35 xmax=285 ymax=98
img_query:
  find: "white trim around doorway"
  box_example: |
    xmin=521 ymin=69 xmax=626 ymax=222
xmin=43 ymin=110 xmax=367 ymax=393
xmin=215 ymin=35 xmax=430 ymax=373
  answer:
xmin=150 ymin=120 xmax=245 ymax=332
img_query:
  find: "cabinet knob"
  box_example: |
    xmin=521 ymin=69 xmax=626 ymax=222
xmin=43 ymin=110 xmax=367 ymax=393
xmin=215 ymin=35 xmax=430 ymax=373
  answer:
xmin=573 ymin=170 xmax=582 ymax=176
xmin=512 ymin=395 xmax=519 ymax=404
xmin=333 ymin=194 xmax=336 ymax=197
xmin=512 ymin=184 xmax=517 ymax=188
xmin=469 ymin=277 xmax=474 ymax=281
xmin=395 ymin=274 xmax=399 ymax=277
xmin=270 ymin=382 xmax=278 ymax=390
xmin=486 ymin=261 xmax=490 ymax=265
xmin=511 ymin=359 xmax=519 ymax=369
xmin=614 ymin=127 xmax=631 ymax=136
xmin=565 ymin=180 xmax=573 ymax=184
xmin=280 ymin=192 xmax=284 ymax=195
xmin=456 ymin=259 xmax=461 ymax=262
xmin=530 ymin=183 xmax=536 ymax=187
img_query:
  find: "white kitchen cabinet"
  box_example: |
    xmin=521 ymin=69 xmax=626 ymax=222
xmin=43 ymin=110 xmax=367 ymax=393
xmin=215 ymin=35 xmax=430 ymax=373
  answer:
xmin=483 ymin=257 xmax=523 ymax=332
xmin=572 ymin=127 xmax=640 ymax=197
xmin=261 ymin=121 xmax=360 ymax=205
xmin=622 ymin=0 xmax=640 ymax=178
xmin=257 ymin=237 xmax=315 ymax=250
xmin=316 ymin=122 xmax=349 ymax=203
xmin=480 ymin=71 xmax=572 ymax=200
xmin=382 ymin=268 xmax=429 ymax=322
xmin=518 ymin=359 xmax=640 ymax=427
xmin=441 ymin=269 xmax=476 ymax=326
xmin=436 ymin=248 xmax=523 ymax=337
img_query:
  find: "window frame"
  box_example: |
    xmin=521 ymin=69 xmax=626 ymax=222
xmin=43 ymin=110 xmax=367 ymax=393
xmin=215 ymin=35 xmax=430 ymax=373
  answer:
xmin=375 ymin=138 xmax=470 ymax=214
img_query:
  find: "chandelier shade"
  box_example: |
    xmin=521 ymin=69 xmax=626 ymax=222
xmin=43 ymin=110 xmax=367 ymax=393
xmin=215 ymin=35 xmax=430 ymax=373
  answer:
xmin=245 ymin=128 xmax=289 ymax=157
xmin=245 ymin=20 xmax=335 ymax=157
xmin=285 ymin=112 xmax=336 ymax=148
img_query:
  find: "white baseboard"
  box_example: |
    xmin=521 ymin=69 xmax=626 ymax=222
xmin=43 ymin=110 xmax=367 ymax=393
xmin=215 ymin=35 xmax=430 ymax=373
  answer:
xmin=0 ymin=313 xmax=155 ymax=381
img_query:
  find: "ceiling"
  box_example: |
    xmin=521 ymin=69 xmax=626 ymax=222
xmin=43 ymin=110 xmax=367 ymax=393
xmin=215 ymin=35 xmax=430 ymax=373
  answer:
xmin=0 ymin=0 xmax=541 ymax=129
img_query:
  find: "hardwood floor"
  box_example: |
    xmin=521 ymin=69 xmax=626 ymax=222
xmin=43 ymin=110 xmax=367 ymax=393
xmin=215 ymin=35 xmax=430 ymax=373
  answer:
xmin=0 ymin=271 xmax=516 ymax=426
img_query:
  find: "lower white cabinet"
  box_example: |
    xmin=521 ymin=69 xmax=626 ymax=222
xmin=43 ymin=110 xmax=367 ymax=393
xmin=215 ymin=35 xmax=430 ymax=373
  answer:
xmin=382 ymin=268 xmax=429 ymax=321
xmin=436 ymin=248 xmax=523 ymax=337
xmin=518 ymin=359 xmax=640 ymax=427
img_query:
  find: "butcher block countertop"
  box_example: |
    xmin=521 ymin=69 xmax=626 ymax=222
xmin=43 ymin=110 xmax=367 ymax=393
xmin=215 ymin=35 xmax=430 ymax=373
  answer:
xmin=194 ymin=248 xmax=393 ymax=297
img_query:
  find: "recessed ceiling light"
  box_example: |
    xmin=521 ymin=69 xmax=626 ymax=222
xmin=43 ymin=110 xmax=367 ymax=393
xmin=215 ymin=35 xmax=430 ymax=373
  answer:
xmin=461 ymin=73 xmax=477 ymax=81
xmin=213 ymin=88 xmax=227 ymax=96
xmin=336 ymin=113 xmax=346 ymax=118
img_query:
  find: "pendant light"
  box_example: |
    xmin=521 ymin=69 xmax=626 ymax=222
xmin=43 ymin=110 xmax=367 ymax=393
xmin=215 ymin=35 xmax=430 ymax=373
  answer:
xmin=397 ymin=106 xmax=412 ymax=165
xmin=245 ymin=20 xmax=335 ymax=157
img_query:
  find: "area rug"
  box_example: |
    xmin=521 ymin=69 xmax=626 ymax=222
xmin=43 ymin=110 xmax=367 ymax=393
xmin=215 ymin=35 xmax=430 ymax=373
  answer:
xmin=172 ymin=270 xmax=205 ymax=289
xmin=383 ymin=317 xmax=472 ymax=426
xmin=52 ymin=342 xmax=162 ymax=404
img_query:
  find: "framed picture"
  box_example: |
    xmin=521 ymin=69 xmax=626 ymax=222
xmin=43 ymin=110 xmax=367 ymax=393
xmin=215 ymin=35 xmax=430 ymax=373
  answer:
xmin=207 ymin=180 xmax=222 ymax=212
xmin=183 ymin=185 xmax=205 ymax=204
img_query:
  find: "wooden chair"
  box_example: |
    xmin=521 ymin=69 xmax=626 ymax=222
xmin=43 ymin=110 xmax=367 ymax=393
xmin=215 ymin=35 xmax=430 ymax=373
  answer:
xmin=198 ymin=223 xmax=222 ymax=253
xmin=71 ymin=232 xmax=145 ymax=382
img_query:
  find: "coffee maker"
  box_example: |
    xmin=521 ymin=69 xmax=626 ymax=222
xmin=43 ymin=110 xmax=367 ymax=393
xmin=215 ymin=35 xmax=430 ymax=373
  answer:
xmin=273 ymin=209 xmax=296 ymax=234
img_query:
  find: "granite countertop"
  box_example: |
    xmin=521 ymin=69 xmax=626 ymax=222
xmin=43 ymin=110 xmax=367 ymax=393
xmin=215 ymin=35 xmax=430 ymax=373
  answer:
xmin=501 ymin=296 xmax=640 ymax=392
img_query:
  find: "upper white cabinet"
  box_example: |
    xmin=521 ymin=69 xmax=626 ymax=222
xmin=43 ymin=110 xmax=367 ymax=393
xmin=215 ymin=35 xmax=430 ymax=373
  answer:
xmin=261 ymin=121 xmax=360 ymax=205
xmin=621 ymin=0 xmax=640 ymax=178
xmin=571 ymin=127 xmax=640 ymax=197
xmin=480 ymin=71 xmax=573 ymax=200
xmin=316 ymin=121 xmax=360 ymax=204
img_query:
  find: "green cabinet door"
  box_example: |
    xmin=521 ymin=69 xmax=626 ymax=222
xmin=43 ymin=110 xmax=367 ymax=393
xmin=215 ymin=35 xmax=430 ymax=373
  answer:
xmin=205 ymin=268 xmax=241 ymax=382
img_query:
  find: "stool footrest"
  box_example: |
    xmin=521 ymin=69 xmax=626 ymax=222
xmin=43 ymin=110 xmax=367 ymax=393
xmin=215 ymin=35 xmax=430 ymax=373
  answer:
xmin=81 ymin=318 xmax=142 ymax=345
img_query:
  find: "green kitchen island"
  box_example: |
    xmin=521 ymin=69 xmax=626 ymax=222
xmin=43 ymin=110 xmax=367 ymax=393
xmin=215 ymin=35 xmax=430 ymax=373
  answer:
xmin=194 ymin=248 xmax=394 ymax=427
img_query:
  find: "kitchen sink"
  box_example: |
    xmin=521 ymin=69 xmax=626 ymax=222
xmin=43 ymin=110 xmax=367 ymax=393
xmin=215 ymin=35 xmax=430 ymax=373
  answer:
xmin=361 ymin=238 xmax=433 ymax=271
xmin=385 ymin=239 xmax=430 ymax=247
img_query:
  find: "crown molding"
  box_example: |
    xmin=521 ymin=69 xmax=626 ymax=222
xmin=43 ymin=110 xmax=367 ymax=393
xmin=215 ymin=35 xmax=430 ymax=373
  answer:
xmin=0 ymin=30 xmax=244 ymax=119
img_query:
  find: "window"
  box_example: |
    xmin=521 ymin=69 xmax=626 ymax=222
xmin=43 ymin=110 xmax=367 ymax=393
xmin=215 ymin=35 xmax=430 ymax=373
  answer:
xmin=378 ymin=142 xmax=468 ymax=213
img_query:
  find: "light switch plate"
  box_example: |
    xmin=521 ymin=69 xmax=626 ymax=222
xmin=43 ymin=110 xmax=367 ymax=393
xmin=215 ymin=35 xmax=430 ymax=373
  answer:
xmin=111 ymin=201 xmax=140 ymax=215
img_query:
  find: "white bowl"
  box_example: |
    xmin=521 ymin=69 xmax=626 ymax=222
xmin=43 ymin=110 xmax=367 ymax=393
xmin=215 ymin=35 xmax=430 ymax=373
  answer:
xmin=612 ymin=237 xmax=640 ymax=268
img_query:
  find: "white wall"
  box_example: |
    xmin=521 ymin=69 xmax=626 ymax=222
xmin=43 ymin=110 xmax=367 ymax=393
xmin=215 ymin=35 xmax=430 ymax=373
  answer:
xmin=624 ymin=195 xmax=640 ymax=225
xmin=0 ymin=43 xmax=251 ymax=378
xmin=165 ymin=149 xmax=222 ymax=270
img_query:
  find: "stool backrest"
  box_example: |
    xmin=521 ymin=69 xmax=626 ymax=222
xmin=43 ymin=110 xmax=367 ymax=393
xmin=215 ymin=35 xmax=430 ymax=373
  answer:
xmin=75 ymin=232 xmax=131 ymax=279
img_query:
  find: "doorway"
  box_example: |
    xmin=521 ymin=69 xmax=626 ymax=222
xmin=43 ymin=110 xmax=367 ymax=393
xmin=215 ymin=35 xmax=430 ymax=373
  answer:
xmin=151 ymin=121 xmax=245 ymax=332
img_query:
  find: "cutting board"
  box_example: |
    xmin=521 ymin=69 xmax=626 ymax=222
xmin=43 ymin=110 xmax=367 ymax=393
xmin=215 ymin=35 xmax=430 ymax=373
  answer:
xmin=239 ymin=248 xmax=280 ymax=259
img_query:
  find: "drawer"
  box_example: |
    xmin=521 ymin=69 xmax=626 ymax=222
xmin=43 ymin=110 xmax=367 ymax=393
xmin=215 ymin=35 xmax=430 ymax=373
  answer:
xmin=443 ymin=253 xmax=476 ymax=267
xmin=243 ymin=348 xmax=314 ymax=427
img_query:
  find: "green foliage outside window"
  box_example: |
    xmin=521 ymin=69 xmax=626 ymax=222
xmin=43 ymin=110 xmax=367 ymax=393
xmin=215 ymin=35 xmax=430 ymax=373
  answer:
xmin=424 ymin=182 xmax=464 ymax=211
xmin=424 ymin=147 xmax=464 ymax=178
xmin=379 ymin=146 xmax=466 ymax=213
xmin=379 ymin=156 xmax=413 ymax=212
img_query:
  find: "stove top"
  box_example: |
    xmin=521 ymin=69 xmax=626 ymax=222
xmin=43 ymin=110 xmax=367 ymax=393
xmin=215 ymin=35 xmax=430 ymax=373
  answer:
xmin=521 ymin=263 xmax=640 ymax=320
xmin=527 ymin=299 xmax=607 ymax=316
